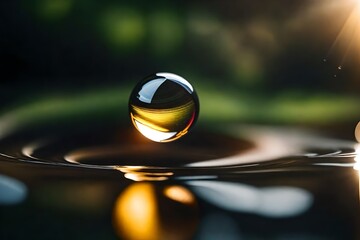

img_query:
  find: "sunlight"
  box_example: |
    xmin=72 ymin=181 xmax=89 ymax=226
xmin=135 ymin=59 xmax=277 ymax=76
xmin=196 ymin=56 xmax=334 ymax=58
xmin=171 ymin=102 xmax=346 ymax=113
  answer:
xmin=328 ymin=0 xmax=360 ymax=64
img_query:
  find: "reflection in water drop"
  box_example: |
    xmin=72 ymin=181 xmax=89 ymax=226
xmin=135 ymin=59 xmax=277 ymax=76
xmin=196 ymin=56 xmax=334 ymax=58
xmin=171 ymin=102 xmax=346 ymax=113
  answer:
xmin=113 ymin=183 xmax=198 ymax=240
xmin=129 ymin=72 xmax=199 ymax=142
xmin=356 ymin=121 xmax=360 ymax=143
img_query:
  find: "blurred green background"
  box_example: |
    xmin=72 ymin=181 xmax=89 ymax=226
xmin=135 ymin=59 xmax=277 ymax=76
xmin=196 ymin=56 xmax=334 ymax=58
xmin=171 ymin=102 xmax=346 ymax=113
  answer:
xmin=1 ymin=0 xmax=360 ymax=132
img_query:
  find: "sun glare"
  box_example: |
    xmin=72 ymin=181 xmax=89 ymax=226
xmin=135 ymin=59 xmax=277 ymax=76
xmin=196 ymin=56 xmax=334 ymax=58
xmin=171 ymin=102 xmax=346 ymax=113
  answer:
xmin=327 ymin=0 xmax=360 ymax=64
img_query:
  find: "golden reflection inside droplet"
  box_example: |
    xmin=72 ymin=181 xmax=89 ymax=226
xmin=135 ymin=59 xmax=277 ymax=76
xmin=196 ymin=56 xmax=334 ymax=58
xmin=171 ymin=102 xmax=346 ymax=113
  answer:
xmin=113 ymin=183 xmax=199 ymax=240
xmin=131 ymin=102 xmax=195 ymax=132
xmin=164 ymin=185 xmax=195 ymax=205
xmin=131 ymin=111 xmax=194 ymax=142
xmin=132 ymin=116 xmax=178 ymax=142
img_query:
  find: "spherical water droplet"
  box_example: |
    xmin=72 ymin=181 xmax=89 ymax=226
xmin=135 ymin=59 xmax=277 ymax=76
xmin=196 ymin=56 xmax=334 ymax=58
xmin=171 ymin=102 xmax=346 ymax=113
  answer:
xmin=129 ymin=73 xmax=199 ymax=142
xmin=338 ymin=65 xmax=342 ymax=70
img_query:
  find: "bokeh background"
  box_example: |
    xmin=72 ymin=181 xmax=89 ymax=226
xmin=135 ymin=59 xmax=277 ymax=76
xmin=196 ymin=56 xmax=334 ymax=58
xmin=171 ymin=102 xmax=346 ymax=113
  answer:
xmin=2 ymin=1 xmax=360 ymax=239
xmin=1 ymin=0 xmax=360 ymax=135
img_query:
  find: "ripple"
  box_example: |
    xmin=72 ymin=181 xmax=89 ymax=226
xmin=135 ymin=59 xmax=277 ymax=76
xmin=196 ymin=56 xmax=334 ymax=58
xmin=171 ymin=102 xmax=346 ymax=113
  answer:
xmin=0 ymin=125 xmax=357 ymax=181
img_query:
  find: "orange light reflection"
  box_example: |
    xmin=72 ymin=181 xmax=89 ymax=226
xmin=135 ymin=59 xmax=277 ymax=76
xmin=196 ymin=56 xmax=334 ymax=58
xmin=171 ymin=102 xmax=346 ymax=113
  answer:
xmin=164 ymin=185 xmax=196 ymax=205
xmin=113 ymin=183 xmax=159 ymax=240
xmin=113 ymin=183 xmax=199 ymax=240
xmin=115 ymin=166 xmax=174 ymax=181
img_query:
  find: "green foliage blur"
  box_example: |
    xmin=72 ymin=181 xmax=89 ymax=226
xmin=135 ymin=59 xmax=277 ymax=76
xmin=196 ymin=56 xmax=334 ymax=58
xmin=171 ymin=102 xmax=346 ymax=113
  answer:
xmin=1 ymin=0 xmax=360 ymax=126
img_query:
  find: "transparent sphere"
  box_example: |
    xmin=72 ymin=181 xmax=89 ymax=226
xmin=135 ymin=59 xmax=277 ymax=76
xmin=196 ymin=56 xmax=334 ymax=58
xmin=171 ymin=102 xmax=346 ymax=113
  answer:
xmin=129 ymin=73 xmax=199 ymax=142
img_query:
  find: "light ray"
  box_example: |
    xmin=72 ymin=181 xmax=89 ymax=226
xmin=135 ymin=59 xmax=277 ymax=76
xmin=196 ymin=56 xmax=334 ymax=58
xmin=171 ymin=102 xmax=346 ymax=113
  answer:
xmin=327 ymin=0 xmax=360 ymax=65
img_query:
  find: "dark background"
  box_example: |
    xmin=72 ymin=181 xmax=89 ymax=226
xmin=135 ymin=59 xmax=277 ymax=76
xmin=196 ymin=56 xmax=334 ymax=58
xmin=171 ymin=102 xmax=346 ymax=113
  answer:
xmin=1 ymin=0 xmax=360 ymax=131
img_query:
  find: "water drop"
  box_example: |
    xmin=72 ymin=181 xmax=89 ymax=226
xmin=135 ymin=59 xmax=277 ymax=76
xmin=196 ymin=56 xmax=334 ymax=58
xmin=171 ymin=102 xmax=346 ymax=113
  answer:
xmin=338 ymin=65 xmax=342 ymax=70
xmin=129 ymin=73 xmax=199 ymax=142
xmin=333 ymin=74 xmax=337 ymax=77
xmin=322 ymin=58 xmax=327 ymax=62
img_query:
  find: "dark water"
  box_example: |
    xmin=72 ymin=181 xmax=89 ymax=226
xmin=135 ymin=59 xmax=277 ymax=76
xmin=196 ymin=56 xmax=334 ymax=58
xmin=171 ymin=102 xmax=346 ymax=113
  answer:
xmin=0 ymin=121 xmax=359 ymax=239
